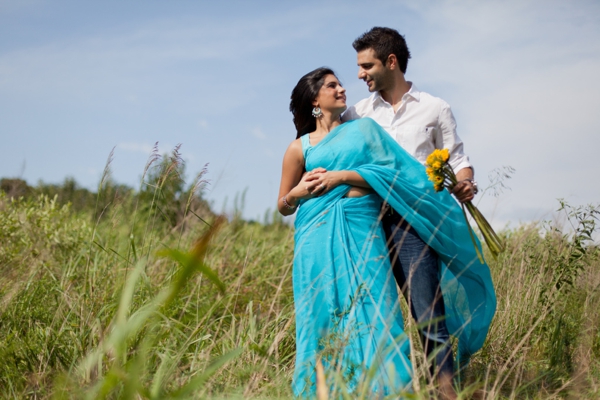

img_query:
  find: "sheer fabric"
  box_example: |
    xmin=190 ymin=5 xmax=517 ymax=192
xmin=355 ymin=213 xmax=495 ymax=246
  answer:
xmin=292 ymin=118 xmax=496 ymax=397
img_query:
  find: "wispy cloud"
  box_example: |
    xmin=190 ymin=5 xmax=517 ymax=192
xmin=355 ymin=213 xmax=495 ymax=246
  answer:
xmin=118 ymin=142 xmax=156 ymax=154
xmin=0 ymin=8 xmax=316 ymax=85
xmin=197 ymin=120 xmax=208 ymax=129
xmin=2 ymin=0 xmax=599 ymax=223
xmin=396 ymin=0 xmax=600 ymax=221
xmin=118 ymin=142 xmax=194 ymax=161
xmin=251 ymin=127 xmax=267 ymax=140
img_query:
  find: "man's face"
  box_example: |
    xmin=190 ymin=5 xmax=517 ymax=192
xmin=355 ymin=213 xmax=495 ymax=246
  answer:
xmin=356 ymin=48 xmax=392 ymax=93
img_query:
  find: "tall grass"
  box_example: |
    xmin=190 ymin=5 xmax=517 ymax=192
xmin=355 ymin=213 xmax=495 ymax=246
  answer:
xmin=0 ymin=150 xmax=598 ymax=398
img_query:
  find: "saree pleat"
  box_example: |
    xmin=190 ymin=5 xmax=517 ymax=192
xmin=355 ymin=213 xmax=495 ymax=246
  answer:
xmin=292 ymin=118 xmax=496 ymax=397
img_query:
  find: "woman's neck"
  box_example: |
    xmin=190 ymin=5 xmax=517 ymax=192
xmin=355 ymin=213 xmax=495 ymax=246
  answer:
xmin=313 ymin=112 xmax=342 ymax=137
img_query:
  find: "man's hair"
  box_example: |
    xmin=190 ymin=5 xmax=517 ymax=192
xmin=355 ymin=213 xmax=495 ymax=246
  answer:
xmin=352 ymin=27 xmax=411 ymax=74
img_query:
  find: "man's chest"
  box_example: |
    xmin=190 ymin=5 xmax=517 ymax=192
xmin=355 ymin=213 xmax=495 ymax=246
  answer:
xmin=366 ymin=105 xmax=439 ymax=153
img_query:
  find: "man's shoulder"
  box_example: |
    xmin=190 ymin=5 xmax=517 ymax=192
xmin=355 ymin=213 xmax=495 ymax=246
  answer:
xmin=353 ymin=94 xmax=375 ymax=112
xmin=414 ymin=87 xmax=452 ymax=111
xmin=342 ymin=93 xmax=377 ymax=121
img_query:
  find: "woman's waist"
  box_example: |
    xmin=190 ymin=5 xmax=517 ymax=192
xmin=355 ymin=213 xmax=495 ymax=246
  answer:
xmin=299 ymin=191 xmax=381 ymax=210
xmin=295 ymin=193 xmax=383 ymax=238
xmin=338 ymin=192 xmax=381 ymax=207
xmin=344 ymin=186 xmax=374 ymax=198
xmin=296 ymin=193 xmax=382 ymax=225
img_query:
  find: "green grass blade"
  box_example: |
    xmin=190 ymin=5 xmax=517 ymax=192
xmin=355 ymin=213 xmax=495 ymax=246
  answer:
xmin=167 ymin=348 xmax=243 ymax=398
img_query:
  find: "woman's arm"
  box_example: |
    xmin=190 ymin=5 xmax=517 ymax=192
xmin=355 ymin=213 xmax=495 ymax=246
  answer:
xmin=308 ymin=170 xmax=371 ymax=197
xmin=277 ymin=140 xmax=326 ymax=216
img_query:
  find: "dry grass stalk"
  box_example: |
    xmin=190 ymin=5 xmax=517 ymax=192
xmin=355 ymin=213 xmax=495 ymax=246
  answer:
xmin=316 ymin=358 xmax=329 ymax=400
xmin=141 ymin=142 xmax=161 ymax=183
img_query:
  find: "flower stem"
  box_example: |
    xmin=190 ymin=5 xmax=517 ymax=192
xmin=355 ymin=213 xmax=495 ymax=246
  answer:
xmin=461 ymin=203 xmax=484 ymax=264
xmin=465 ymin=202 xmax=504 ymax=259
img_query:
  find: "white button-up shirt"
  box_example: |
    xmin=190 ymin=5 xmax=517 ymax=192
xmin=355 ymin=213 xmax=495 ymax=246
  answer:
xmin=342 ymin=83 xmax=472 ymax=173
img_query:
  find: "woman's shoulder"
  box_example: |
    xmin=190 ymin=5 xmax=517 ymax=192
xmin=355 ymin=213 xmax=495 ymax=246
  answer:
xmin=282 ymin=137 xmax=305 ymax=165
xmin=286 ymin=137 xmax=303 ymax=153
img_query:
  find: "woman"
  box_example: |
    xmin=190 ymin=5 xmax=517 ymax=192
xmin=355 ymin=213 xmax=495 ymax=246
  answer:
xmin=278 ymin=68 xmax=495 ymax=397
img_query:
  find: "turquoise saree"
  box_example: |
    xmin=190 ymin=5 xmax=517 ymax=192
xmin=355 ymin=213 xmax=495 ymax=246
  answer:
xmin=292 ymin=118 xmax=496 ymax=397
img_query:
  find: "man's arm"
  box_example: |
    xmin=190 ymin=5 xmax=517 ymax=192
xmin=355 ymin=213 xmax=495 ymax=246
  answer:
xmin=437 ymin=103 xmax=476 ymax=203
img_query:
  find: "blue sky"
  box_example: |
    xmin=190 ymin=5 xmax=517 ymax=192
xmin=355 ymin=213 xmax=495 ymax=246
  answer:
xmin=1 ymin=0 xmax=599 ymax=227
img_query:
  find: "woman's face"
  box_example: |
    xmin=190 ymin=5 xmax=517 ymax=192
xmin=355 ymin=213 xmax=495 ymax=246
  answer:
xmin=313 ymin=74 xmax=347 ymax=115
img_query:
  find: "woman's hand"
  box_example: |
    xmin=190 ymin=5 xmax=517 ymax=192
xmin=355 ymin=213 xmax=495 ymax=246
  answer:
xmin=288 ymin=168 xmax=328 ymax=201
xmin=309 ymin=170 xmax=372 ymax=196
xmin=307 ymin=170 xmax=342 ymax=196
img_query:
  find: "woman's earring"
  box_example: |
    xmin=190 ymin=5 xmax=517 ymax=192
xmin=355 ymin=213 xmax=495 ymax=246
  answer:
xmin=312 ymin=107 xmax=323 ymax=118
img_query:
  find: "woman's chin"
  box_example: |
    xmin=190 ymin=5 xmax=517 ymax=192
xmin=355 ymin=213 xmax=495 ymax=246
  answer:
xmin=323 ymin=105 xmax=347 ymax=119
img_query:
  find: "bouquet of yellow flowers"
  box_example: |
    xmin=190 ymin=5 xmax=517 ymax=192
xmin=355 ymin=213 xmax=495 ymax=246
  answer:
xmin=426 ymin=149 xmax=504 ymax=262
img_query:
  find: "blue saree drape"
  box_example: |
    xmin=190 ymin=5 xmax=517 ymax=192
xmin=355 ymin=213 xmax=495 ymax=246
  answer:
xmin=292 ymin=118 xmax=496 ymax=397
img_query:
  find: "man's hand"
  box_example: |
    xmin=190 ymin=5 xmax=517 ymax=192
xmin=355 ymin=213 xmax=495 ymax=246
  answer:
xmin=452 ymin=167 xmax=476 ymax=203
xmin=451 ymin=180 xmax=476 ymax=203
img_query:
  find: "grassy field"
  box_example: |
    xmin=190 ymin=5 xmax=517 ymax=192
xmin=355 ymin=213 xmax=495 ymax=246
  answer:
xmin=0 ymin=155 xmax=599 ymax=399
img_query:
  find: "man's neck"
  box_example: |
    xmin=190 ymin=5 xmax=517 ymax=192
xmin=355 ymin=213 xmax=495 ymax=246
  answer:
xmin=379 ymin=75 xmax=411 ymax=112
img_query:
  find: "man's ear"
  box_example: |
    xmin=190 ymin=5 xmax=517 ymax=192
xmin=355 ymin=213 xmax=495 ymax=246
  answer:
xmin=386 ymin=54 xmax=398 ymax=70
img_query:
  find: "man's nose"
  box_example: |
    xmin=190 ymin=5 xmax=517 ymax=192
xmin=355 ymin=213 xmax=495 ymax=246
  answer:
xmin=358 ymin=68 xmax=366 ymax=80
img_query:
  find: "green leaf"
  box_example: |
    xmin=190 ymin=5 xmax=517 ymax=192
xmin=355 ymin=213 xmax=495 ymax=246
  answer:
xmin=167 ymin=348 xmax=242 ymax=398
xmin=157 ymin=248 xmax=225 ymax=294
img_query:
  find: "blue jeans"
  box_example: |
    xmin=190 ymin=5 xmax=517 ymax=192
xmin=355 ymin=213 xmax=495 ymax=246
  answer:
xmin=382 ymin=213 xmax=454 ymax=379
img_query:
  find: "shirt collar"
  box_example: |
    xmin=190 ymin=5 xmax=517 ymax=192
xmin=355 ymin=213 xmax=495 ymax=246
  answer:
xmin=370 ymin=81 xmax=421 ymax=107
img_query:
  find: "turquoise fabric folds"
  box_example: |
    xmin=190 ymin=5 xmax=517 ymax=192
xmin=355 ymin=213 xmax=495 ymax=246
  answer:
xmin=292 ymin=118 xmax=496 ymax=397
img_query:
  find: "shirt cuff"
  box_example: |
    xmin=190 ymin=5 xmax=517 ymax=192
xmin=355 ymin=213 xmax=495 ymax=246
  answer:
xmin=450 ymin=158 xmax=473 ymax=176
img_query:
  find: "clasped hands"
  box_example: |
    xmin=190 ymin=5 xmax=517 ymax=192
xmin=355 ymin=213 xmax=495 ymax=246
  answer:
xmin=296 ymin=167 xmax=338 ymax=198
xmin=295 ymin=167 xmax=476 ymax=203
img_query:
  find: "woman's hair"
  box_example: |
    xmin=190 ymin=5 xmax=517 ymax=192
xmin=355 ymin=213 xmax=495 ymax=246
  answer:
xmin=289 ymin=67 xmax=336 ymax=138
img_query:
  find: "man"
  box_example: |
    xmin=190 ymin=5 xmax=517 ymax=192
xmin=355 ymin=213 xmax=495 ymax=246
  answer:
xmin=343 ymin=27 xmax=477 ymax=398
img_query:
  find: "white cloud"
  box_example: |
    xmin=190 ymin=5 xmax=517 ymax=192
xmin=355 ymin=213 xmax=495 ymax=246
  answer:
xmin=118 ymin=142 xmax=187 ymax=158
xmin=251 ymin=127 xmax=267 ymax=140
xmin=3 ymin=0 xmax=599 ymax=225
xmin=118 ymin=142 xmax=155 ymax=154
xmin=0 ymin=8 xmax=316 ymax=95
xmin=400 ymin=0 xmax=600 ymax=224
